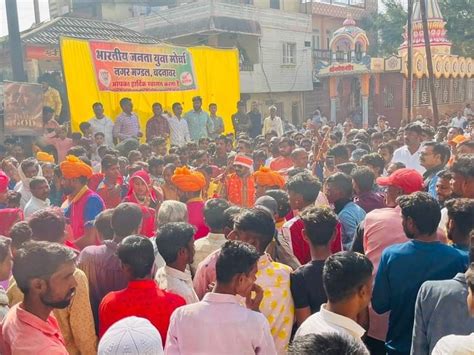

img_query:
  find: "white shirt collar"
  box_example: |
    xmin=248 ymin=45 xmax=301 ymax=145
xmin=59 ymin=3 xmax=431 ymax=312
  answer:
xmin=29 ymin=195 xmax=50 ymax=206
xmin=319 ymin=304 xmax=366 ymax=339
xmin=164 ymin=265 xmax=192 ymax=282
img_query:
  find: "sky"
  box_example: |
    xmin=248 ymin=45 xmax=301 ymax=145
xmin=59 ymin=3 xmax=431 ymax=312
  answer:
xmin=0 ymin=0 xmax=50 ymax=36
xmin=0 ymin=0 xmax=406 ymax=37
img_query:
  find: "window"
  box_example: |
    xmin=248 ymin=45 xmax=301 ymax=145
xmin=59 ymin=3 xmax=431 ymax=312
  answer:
xmin=270 ymin=0 xmax=280 ymax=9
xmin=453 ymin=78 xmax=466 ymax=103
xmin=468 ymin=78 xmax=474 ymax=101
xmin=383 ymin=85 xmax=395 ymax=108
xmin=282 ymin=42 xmax=296 ymax=65
xmin=414 ymin=77 xmax=431 ymax=106
xmin=312 ymin=30 xmax=320 ymax=50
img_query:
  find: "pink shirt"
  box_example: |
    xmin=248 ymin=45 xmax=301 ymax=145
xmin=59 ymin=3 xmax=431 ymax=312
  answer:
xmin=44 ymin=135 xmax=73 ymax=163
xmin=165 ymin=292 xmax=276 ymax=355
xmin=364 ymin=206 xmax=408 ymax=341
xmin=193 ymin=252 xmax=294 ymax=354
xmin=1 ymin=303 xmax=68 ymax=355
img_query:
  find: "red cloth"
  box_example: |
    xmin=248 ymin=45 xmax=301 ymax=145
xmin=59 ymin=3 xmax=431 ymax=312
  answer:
xmin=285 ymin=216 xmax=342 ymax=264
xmin=269 ymin=156 xmax=293 ymax=172
xmin=98 ymin=280 xmax=185 ymax=343
xmin=187 ymin=199 xmax=209 ymax=240
xmin=0 ymin=170 xmax=10 ymax=192
xmin=125 ymin=170 xmax=158 ymax=203
xmin=0 ymin=208 xmax=23 ymax=236
xmin=123 ymin=170 xmax=157 ymax=237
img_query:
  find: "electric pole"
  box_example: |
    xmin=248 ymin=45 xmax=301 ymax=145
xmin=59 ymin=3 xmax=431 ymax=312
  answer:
xmin=5 ymin=0 xmax=26 ymax=82
xmin=407 ymin=0 xmax=413 ymax=123
xmin=33 ymin=0 xmax=40 ymax=24
xmin=420 ymin=0 xmax=439 ymax=125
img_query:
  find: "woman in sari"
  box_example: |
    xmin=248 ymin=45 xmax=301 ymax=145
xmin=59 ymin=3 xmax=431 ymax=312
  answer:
xmin=122 ymin=170 xmax=158 ymax=237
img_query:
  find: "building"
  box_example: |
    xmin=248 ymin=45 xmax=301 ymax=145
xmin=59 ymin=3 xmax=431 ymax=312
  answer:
xmin=312 ymin=0 xmax=473 ymax=127
xmin=48 ymin=0 xmax=203 ymax=21
xmin=122 ymin=0 xmax=314 ymax=125
xmin=0 ymin=16 xmax=159 ymax=82
xmin=299 ymin=0 xmax=378 ymax=121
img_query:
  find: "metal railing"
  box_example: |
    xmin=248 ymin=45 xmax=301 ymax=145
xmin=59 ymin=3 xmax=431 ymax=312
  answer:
xmin=240 ymin=62 xmax=254 ymax=71
xmin=301 ymin=0 xmax=366 ymax=9
xmin=313 ymin=49 xmax=365 ymax=64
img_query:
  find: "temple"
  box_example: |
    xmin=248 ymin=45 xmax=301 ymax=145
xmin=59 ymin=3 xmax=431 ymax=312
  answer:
xmin=313 ymin=0 xmax=473 ymax=127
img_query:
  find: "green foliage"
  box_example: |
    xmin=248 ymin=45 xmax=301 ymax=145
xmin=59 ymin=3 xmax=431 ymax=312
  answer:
xmin=360 ymin=0 xmax=407 ymax=56
xmin=359 ymin=0 xmax=473 ymax=58
xmin=438 ymin=0 xmax=474 ymax=57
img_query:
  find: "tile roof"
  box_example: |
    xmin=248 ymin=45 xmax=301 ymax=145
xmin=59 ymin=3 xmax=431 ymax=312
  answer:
xmin=19 ymin=16 xmax=160 ymax=45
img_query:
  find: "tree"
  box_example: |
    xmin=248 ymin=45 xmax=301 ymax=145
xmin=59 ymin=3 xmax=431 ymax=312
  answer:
xmin=359 ymin=0 xmax=407 ymax=56
xmin=438 ymin=0 xmax=474 ymax=57
xmin=360 ymin=0 xmax=473 ymax=58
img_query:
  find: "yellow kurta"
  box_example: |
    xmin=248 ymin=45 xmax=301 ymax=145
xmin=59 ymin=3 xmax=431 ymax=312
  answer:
xmin=256 ymin=254 xmax=294 ymax=355
xmin=43 ymin=86 xmax=62 ymax=118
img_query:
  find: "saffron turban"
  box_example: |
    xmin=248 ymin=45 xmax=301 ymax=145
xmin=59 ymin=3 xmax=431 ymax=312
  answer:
xmin=60 ymin=155 xmax=93 ymax=179
xmin=253 ymin=166 xmax=285 ymax=188
xmin=450 ymin=134 xmax=467 ymax=146
xmin=171 ymin=166 xmax=206 ymax=192
xmin=36 ymin=151 xmax=55 ymax=164
xmin=0 ymin=170 xmax=9 ymax=193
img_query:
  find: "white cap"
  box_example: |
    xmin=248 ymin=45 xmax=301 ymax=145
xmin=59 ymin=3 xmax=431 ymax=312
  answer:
xmin=98 ymin=317 xmax=164 ymax=355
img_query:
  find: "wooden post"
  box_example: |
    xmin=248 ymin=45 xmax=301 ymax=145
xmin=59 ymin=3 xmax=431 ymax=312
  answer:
xmin=5 ymin=0 xmax=26 ymax=82
xmin=420 ymin=0 xmax=440 ymax=126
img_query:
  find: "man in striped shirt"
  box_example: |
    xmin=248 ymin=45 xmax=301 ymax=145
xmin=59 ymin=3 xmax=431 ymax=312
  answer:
xmin=112 ymin=98 xmax=142 ymax=142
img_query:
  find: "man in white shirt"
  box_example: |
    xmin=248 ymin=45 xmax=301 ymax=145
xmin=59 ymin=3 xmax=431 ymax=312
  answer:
xmin=155 ymin=222 xmax=198 ymax=304
xmin=463 ymin=103 xmax=473 ymax=118
xmin=191 ymin=198 xmax=230 ymax=273
xmin=391 ymin=123 xmax=426 ymax=174
xmin=88 ymin=102 xmax=114 ymax=147
xmin=263 ymin=105 xmax=283 ymax=137
xmin=431 ymin=263 xmax=474 ymax=355
xmin=23 ymin=177 xmax=50 ymax=218
xmin=167 ymin=102 xmax=191 ymax=147
xmin=451 ymin=111 xmax=467 ymax=129
xmin=295 ymin=251 xmax=373 ymax=341
xmin=165 ymin=240 xmax=276 ymax=355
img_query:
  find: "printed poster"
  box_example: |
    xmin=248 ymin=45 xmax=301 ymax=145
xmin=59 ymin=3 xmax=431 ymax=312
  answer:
xmin=89 ymin=40 xmax=197 ymax=92
xmin=3 ymin=81 xmax=43 ymax=136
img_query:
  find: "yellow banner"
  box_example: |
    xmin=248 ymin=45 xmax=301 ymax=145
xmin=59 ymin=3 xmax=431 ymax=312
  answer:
xmin=60 ymin=37 xmax=240 ymax=133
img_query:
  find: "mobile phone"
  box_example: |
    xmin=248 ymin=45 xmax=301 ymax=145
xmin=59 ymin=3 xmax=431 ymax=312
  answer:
xmin=326 ymin=155 xmax=335 ymax=170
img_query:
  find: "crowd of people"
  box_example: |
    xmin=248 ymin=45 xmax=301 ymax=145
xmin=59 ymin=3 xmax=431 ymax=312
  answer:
xmin=0 ymin=94 xmax=473 ymax=355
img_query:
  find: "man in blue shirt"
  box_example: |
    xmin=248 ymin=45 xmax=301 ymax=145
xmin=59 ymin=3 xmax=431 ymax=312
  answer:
xmin=325 ymin=172 xmax=366 ymax=250
xmin=184 ymin=96 xmax=212 ymax=141
xmin=372 ymin=192 xmax=466 ymax=355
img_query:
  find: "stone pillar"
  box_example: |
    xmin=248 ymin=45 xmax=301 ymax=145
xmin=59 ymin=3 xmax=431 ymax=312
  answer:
xmin=329 ymin=77 xmax=337 ymax=123
xmin=362 ymin=96 xmax=369 ymax=128
xmin=330 ymin=98 xmax=337 ymax=123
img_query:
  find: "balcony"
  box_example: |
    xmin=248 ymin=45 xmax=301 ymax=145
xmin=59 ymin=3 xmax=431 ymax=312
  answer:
xmin=313 ymin=49 xmax=366 ymax=64
xmin=240 ymin=61 xmax=254 ymax=72
xmin=300 ymin=0 xmax=377 ymax=19
xmin=302 ymin=0 xmax=366 ymax=8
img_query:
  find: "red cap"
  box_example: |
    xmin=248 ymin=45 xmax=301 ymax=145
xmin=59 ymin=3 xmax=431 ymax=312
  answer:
xmin=0 ymin=170 xmax=9 ymax=193
xmin=376 ymin=168 xmax=424 ymax=194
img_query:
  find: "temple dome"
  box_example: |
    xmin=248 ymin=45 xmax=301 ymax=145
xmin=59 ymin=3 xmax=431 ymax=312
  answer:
xmin=330 ymin=16 xmax=369 ymax=53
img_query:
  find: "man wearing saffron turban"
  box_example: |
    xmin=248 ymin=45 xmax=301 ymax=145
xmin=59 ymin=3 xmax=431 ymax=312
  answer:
xmin=36 ymin=151 xmax=55 ymax=164
xmin=171 ymin=166 xmax=209 ymax=239
xmin=60 ymin=155 xmax=104 ymax=249
xmin=253 ymin=166 xmax=285 ymax=199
